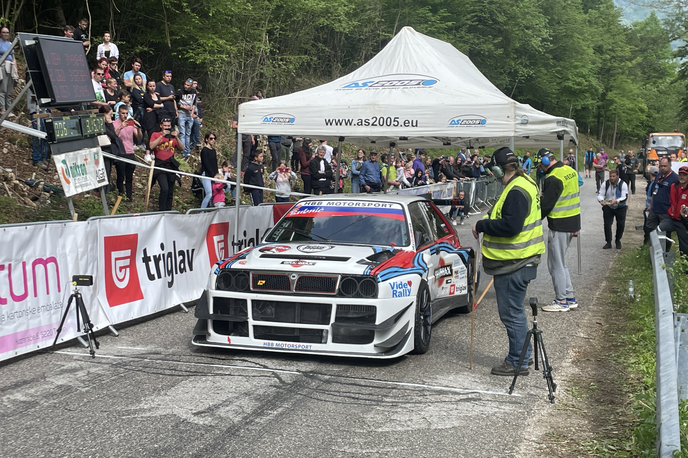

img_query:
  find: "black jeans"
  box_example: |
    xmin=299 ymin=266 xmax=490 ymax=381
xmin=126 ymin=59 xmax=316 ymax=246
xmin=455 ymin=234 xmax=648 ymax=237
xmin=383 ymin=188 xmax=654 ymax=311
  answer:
xmin=627 ymin=173 xmax=636 ymax=194
xmin=301 ymin=174 xmax=312 ymax=194
xmin=156 ymin=170 xmax=176 ymax=211
xmin=268 ymin=141 xmax=282 ymax=172
xmin=660 ymin=218 xmax=688 ymax=257
xmin=595 ymin=170 xmax=605 ymax=192
xmin=644 ymin=210 xmax=672 ymax=243
xmin=603 ymin=205 xmax=627 ymax=243
xmin=365 ymin=182 xmax=382 ymax=193
xmin=116 ymin=156 xmax=135 ymax=200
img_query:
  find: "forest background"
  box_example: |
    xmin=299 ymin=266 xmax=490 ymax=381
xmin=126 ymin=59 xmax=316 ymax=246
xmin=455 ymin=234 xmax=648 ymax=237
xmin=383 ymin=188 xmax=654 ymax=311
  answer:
xmin=3 ymin=0 xmax=688 ymax=149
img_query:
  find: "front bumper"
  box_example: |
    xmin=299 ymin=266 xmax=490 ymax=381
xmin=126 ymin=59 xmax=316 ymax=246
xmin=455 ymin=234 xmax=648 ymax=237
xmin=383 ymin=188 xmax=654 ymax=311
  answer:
xmin=192 ymin=289 xmax=417 ymax=359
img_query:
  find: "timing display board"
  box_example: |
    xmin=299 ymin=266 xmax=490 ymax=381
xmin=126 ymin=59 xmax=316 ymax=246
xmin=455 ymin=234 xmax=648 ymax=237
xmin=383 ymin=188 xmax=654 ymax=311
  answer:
xmin=36 ymin=37 xmax=94 ymax=104
xmin=44 ymin=114 xmax=106 ymax=143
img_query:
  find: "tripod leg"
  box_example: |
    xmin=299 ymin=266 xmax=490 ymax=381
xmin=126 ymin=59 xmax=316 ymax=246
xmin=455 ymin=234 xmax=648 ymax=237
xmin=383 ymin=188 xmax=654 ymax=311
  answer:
xmin=75 ymin=293 xmax=99 ymax=358
xmin=508 ymin=329 xmax=532 ymax=395
xmin=533 ymin=330 xmax=539 ymax=371
xmin=52 ymin=294 xmax=74 ymax=348
xmin=534 ymin=330 xmax=557 ymax=403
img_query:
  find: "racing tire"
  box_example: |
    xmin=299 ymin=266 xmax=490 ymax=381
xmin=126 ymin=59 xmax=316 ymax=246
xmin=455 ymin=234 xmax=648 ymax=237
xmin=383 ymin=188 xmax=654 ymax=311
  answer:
xmin=411 ymin=282 xmax=432 ymax=354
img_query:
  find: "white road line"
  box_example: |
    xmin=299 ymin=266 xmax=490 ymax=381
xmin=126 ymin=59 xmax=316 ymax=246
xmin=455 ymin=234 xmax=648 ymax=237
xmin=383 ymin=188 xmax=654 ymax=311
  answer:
xmin=54 ymin=350 xmax=522 ymax=398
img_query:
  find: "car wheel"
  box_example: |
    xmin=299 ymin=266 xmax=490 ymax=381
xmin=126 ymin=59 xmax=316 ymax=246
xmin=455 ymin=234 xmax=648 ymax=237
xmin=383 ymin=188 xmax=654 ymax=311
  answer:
xmin=411 ymin=282 xmax=432 ymax=354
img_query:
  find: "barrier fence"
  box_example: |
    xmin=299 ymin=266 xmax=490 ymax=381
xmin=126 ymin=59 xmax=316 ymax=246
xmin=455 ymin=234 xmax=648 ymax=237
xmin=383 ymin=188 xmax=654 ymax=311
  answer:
xmin=395 ymin=177 xmax=504 ymax=214
xmin=0 ymin=205 xmax=279 ymax=363
xmin=649 ymin=229 xmax=681 ymax=456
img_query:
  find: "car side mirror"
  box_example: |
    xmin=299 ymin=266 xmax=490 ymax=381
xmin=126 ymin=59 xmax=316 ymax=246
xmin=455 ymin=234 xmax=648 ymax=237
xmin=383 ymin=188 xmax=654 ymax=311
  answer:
xmin=414 ymin=231 xmax=426 ymax=248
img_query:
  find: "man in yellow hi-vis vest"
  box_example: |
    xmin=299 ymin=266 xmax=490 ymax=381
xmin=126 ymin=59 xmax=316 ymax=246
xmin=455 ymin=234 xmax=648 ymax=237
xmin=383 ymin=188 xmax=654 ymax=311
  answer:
xmin=472 ymin=147 xmax=545 ymax=377
xmin=537 ymin=149 xmax=581 ymax=313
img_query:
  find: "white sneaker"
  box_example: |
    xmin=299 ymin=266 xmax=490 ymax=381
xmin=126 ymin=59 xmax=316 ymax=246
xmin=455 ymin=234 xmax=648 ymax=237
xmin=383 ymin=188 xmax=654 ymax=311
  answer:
xmin=452 ymin=219 xmax=458 ymax=226
xmin=542 ymin=300 xmax=570 ymax=312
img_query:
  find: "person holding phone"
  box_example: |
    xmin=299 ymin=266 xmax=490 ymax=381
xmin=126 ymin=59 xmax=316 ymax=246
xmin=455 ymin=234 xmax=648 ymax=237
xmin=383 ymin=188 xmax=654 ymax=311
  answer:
xmin=268 ymin=160 xmax=298 ymax=202
xmin=150 ymin=118 xmax=184 ymax=211
xmin=112 ymin=105 xmax=142 ymax=202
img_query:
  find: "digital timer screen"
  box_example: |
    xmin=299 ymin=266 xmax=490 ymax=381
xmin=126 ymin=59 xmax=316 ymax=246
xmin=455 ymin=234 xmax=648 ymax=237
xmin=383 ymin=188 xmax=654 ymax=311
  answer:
xmin=46 ymin=116 xmax=83 ymax=143
xmin=37 ymin=37 xmax=95 ymax=104
xmin=80 ymin=114 xmax=105 ymax=137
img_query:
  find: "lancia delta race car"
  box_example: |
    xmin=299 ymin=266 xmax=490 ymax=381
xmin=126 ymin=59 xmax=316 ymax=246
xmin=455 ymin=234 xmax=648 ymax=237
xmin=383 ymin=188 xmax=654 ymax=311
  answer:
xmin=192 ymin=195 xmax=476 ymax=358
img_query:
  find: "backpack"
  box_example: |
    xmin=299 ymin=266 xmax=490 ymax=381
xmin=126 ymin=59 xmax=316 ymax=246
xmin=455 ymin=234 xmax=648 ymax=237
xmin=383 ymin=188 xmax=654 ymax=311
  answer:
xmin=191 ymin=170 xmax=205 ymax=202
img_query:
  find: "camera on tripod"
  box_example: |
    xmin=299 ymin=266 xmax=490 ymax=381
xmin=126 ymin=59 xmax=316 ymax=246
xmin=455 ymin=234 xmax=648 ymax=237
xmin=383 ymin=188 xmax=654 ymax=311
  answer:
xmin=72 ymin=275 xmax=93 ymax=287
xmin=52 ymin=274 xmax=99 ymax=357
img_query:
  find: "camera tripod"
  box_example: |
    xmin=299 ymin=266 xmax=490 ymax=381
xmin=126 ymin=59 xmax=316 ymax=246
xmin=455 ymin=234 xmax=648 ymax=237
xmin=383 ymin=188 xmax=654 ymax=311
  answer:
xmin=508 ymin=297 xmax=557 ymax=403
xmin=52 ymin=281 xmax=99 ymax=358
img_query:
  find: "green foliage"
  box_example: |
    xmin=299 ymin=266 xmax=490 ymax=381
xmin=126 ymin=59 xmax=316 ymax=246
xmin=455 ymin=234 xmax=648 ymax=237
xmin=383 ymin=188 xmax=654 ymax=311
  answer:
xmin=11 ymin=0 xmax=684 ymax=146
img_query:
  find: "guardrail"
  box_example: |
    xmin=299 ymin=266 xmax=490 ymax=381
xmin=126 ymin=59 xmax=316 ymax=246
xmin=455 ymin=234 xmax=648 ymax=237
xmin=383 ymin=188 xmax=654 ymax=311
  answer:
xmin=649 ymin=230 xmax=681 ymax=456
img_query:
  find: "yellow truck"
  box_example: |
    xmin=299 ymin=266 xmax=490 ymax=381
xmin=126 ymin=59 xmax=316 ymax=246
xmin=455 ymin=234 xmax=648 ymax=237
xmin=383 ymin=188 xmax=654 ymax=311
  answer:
xmin=639 ymin=131 xmax=686 ymax=177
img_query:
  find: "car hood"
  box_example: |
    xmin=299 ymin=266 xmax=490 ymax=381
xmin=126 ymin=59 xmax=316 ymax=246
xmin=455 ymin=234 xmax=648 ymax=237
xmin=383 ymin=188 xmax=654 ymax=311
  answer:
xmin=226 ymin=243 xmax=407 ymax=275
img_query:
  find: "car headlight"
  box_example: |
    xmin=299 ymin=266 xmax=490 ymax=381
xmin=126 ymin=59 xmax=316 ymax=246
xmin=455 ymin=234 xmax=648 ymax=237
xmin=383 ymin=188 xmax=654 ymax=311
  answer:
xmin=215 ymin=270 xmax=250 ymax=292
xmin=338 ymin=276 xmax=378 ymax=298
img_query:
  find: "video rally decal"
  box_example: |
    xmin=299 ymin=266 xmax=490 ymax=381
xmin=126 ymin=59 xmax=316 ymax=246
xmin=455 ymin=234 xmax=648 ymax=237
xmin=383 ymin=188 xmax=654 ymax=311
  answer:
xmin=286 ymin=200 xmax=405 ymax=220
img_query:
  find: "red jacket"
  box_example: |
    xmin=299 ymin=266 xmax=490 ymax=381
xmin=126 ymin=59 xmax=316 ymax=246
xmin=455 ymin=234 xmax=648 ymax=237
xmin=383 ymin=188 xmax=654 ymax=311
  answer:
xmin=668 ymin=181 xmax=688 ymax=220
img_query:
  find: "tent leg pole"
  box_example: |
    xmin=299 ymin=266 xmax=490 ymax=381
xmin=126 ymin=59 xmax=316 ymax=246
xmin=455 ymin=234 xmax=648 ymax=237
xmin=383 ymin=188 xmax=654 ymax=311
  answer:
xmin=560 ymin=138 xmax=564 ymax=162
xmin=335 ymin=137 xmax=343 ymax=193
xmin=384 ymin=143 xmax=395 ymax=194
xmin=234 ymin=136 xmax=243 ymax=252
xmin=509 ymin=137 xmax=514 ymax=151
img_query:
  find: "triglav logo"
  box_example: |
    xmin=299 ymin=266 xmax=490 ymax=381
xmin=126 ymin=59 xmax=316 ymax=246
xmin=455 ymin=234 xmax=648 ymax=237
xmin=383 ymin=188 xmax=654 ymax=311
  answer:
xmin=206 ymin=223 xmax=229 ymax=267
xmin=104 ymin=234 xmax=144 ymax=307
xmin=449 ymin=115 xmax=487 ymax=128
xmin=340 ymin=74 xmax=439 ymax=90
xmin=261 ymin=113 xmax=296 ymax=125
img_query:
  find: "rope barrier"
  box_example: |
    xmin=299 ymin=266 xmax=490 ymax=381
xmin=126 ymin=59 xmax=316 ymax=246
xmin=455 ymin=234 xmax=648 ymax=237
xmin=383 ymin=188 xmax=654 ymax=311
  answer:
xmin=101 ymin=151 xmax=312 ymax=197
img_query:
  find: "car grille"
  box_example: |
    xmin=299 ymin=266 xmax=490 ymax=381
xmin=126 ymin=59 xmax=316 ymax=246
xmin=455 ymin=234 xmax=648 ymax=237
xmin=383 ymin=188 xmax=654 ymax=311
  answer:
xmin=252 ymin=300 xmax=332 ymax=325
xmin=252 ymin=273 xmax=291 ymax=292
xmin=295 ymin=276 xmax=338 ymax=294
xmin=253 ymin=326 xmax=324 ymax=343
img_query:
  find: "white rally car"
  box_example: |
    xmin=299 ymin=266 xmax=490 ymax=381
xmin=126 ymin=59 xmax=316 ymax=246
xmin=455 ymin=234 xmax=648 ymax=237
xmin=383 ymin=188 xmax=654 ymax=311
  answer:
xmin=192 ymin=195 xmax=476 ymax=358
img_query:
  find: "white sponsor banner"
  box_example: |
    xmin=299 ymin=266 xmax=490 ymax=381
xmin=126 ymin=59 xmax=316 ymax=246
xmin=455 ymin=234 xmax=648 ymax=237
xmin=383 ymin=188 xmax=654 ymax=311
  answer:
xmin=52 ymin=147 xmax=108 ymax=197
xmin=95 ymin=207 xmax=273 ymax=324
xmin=0 ymin=221 xmax=107 ymax=362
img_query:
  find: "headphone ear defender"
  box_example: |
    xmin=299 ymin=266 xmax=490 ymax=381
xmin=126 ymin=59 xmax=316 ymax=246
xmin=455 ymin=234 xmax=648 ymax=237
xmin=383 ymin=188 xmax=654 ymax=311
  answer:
xmin=541 ymin=156 xmax=550 ymax=166
xmin=492 ymin=165 xmax=504 ymax=179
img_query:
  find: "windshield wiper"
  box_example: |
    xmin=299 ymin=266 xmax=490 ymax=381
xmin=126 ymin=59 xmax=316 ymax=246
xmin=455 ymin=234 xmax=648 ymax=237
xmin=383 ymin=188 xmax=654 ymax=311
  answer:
xmin=276 ymin=226 xmax=331 ymax=242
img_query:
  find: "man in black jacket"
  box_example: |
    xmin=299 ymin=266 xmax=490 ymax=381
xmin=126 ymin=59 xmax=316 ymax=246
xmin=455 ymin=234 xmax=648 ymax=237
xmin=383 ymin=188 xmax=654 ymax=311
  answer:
xmin=244 ymin=150 xmax=265 ymax=206
xmin=310 ymin=146 xmax=333 ymax=195
xmin=431 ymin=156 xmax=462 ymax=181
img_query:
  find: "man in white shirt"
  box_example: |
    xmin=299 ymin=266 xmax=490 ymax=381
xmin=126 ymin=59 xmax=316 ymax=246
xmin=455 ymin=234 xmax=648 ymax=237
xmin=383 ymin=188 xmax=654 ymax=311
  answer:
xmin=597 ymin=168 xmax=629 ymax=249
xmin=91 ymin=70 xmax=107 ymax=108
xmin=319 ymin=140 xmax=333 ymax=163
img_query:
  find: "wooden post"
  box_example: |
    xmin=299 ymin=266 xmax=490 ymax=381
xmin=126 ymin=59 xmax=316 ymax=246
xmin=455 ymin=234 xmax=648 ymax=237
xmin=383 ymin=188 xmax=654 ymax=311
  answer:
xmin=144 ymin=163 xmax=155 ymax=211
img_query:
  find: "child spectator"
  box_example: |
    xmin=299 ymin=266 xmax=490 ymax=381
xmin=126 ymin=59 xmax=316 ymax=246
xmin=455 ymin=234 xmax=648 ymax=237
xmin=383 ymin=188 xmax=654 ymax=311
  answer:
xmin=113 ymin=90 xmax=134 ymax=120
xmin=411 ymin=168 xmax=426 ymax=187
xmin=268 ymin=160 xmax=298 ymax=202
xmin=212 ymin=173 xmax=227 ymax=207
xmin=451 ymin=190 xmax=467 ymax=225
xmin=220 ymin=160 xmax=236 ymax=199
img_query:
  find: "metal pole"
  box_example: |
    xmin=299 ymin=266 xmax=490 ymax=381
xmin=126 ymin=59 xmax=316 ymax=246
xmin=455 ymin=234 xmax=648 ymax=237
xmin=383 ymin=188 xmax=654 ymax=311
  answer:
xmin=335 ymin=137 xmax=343 ymax=193
xmin=577 ymin=230 xmax=582 ymax=275
xmin=560 ymin=138 xmax=564 ymax=162
xmin=234 ymin=133 xmax=243 ymax=252
xmin=509 ymin=137 xmax=515 ymax=151
xmin=100 ymin=185 xmax=109 ymax=215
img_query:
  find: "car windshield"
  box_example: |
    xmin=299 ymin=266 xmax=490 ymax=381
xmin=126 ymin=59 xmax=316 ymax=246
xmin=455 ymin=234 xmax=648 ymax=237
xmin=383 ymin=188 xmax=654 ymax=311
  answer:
xmin=265 ymin=199 xmax=411 ymax=247
xmin=651 ymin=135 xmax=685 ymax=148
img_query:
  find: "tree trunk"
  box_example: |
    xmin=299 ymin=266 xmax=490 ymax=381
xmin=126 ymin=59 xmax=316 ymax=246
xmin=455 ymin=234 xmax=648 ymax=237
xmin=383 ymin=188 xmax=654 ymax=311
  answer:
xmin=611 ymin=114 xmax=618 ymax=150
xmin=599 ymin=123 xmax=605 ymax=144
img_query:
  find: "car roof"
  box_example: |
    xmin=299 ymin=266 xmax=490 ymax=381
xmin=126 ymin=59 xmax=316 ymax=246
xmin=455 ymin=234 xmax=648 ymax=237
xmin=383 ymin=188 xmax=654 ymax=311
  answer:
xmin=298 ymin=193 xmax=425 ymax=205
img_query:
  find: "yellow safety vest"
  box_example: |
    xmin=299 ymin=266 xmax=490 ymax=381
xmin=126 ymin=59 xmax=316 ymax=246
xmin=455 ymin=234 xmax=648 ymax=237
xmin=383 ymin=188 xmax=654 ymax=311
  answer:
xmin=482 ymin=175 xmax=545 ymax=261
xmin=548 ymin=165 xmax=581 ymax=219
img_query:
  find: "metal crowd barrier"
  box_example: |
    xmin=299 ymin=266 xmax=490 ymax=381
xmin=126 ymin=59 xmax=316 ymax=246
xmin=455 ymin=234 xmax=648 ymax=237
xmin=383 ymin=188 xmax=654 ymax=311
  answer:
xmin=649 ymin=229 xmax=681 ymax=456
xmin=394 ymin=177 xmax=503 ymax=216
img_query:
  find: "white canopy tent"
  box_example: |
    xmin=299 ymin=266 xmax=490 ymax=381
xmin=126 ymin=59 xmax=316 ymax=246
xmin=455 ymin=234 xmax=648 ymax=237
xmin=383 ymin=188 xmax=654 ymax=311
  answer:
xmin=237 ymin=26 xmax=578 ymax=150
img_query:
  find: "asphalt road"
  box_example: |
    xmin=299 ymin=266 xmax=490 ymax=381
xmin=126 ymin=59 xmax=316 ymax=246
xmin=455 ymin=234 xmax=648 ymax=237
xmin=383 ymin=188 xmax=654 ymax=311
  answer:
xmin=0 ymin=179 xmax=629 ymax=458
